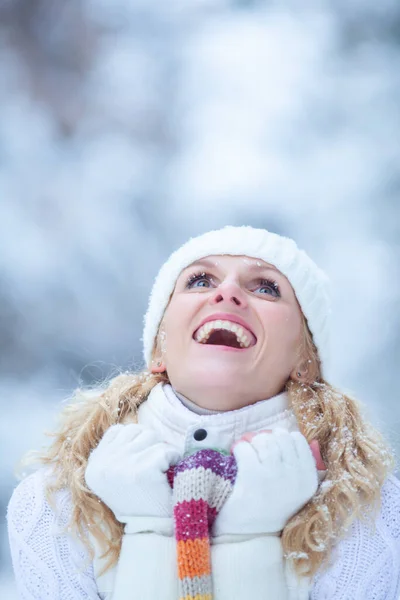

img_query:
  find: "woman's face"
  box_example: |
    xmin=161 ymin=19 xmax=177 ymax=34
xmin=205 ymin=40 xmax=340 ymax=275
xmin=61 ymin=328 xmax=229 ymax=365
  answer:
xmin=159 ymin=254 xmax=304 ymax=410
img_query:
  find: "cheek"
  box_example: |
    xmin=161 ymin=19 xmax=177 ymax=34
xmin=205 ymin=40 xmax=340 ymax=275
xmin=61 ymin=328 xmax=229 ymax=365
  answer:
xmin=162 ymin=297 xmax=199 ymax=346
xmin=260 ymin=304 xmax=302 ymax=344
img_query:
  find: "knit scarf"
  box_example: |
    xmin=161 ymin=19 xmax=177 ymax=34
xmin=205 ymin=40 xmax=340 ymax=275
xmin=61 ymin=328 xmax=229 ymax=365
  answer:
xmin=167 ymin=448 xmax=238 ymax=600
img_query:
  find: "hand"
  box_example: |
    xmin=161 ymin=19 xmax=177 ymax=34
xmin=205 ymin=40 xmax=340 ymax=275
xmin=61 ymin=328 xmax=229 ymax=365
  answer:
xmin=309 ymin=439 xmax=326 ymax=471
xmin=234 ymin=430 xmax=327 ymax=471
xmin=85 ymin=424 xmax=181 ymax=523
xmin=213 ymin=430 xmax=319 ymax=536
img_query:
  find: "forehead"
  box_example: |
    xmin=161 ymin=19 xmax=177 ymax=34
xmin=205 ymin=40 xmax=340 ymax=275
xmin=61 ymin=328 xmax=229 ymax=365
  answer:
xmin=181 ymin=254 xmax=281 ymax=274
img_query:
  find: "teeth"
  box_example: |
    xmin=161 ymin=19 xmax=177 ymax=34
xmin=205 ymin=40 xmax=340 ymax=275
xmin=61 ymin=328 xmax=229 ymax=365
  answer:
xmin=194 ymin=320 xmax=253 ymax=348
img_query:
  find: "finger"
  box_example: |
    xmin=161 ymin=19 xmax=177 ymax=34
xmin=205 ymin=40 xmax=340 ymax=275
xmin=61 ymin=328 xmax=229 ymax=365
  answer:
xmin=251 ymin=433 xmax=282 ymax=468
xmin=309 ymin=440 xmax=326 ymax=470
xmin=231 ymin=430 xmax=261 ymax=452
xmin=240 ymin=432 xmax=258 ymax=443
xmin=134 ymin=442 xmax=181 ymax=473
xmin=163 ymin=445 xmax=181 ymax=467
xmin=231 ymin=434 xmax=250 ymax=452
xmin=125 ymin=427 xmax=161 ymax=451
xmin=230 ymin=428 xmax=276 ymax=452
xmin=271 ymin=431 xmax=298 ymax=466
xmin=101 ymin=424 xmax=126 ymax=445
xmin=232 ymin=439 xmax=259 ymax=466
xmin=237 ymin=429 xmax=273 ymax=446
xmin=291 ymin=432 xmax=316 ymax=469
xmin=273 ymin=427 xmax=288 ymax=435
xmin=114 ymin=423 xmax=147 ymax=446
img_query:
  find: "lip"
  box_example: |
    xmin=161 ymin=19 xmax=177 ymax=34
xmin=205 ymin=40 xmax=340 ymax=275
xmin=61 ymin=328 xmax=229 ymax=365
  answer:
xmin=193 ymin=312 xmax=257 ymax=345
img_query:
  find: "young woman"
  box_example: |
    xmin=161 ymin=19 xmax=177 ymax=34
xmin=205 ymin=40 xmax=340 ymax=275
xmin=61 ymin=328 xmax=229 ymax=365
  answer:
xmin=7 ymin=226 xmax=400 ymax=599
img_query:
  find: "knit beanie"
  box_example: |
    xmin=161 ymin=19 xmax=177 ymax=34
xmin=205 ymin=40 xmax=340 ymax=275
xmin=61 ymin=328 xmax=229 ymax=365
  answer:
xmin=142 ymin=225 xmax=332 ymax=377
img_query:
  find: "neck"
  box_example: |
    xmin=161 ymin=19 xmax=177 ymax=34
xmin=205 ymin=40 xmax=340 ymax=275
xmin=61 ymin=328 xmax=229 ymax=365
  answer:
xmin=171 ymin=384 xmax=289 ymax=417
xmin=174 ymin=389 xmax=222 ymax=415
xmin=172 ymin=383 xmax=288 ymax=413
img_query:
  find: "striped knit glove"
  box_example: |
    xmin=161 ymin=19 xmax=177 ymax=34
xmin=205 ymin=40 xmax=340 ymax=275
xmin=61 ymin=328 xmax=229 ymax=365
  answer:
xmin=213 ymin=430 xmax=318 ymax=536
xmin=85 ymin=423 xmax=180 ymax=527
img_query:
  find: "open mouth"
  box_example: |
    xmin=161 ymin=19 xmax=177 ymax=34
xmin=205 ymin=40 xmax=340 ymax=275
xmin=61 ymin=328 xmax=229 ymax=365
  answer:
xmin=203 ymin=329 xmax=244 ymax=349
xmin=193 ymin=320 xmax=257 ymax=349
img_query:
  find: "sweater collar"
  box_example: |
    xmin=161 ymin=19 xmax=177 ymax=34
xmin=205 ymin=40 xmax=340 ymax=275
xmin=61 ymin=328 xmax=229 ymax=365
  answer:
xmin=141 ymin=382 xmax=294 ymax=438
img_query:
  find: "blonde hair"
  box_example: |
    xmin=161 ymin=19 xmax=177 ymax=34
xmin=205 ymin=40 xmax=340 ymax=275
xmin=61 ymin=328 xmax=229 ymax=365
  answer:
xmin=21 ymin=319 xmax=395 ymax=579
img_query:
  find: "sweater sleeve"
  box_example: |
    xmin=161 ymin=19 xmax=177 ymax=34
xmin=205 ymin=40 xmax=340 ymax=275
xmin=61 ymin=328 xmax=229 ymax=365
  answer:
xmin=211 ymin=534 xmax=309 ymax=600
xmin=7 ymin=467 xmax=101 ymax=600
xmin=311 ymin=475 xmax=400 ymax=600
xmin=111 ymin=530 xmax=178 ymax=600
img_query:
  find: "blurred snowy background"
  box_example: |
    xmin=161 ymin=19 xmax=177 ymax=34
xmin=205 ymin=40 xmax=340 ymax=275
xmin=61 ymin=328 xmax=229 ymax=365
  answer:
xmin=1 ymin=0 xmax=399 ymax=595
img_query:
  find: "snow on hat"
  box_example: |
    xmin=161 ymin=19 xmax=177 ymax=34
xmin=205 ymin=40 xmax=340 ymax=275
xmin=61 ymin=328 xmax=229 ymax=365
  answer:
xmin=142 ymin=226 xmax=331 ymax=377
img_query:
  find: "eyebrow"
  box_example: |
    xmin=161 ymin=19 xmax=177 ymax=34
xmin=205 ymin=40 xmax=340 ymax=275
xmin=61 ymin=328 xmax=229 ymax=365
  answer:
xmin=183 ymin=258 xmax=280 ymax=275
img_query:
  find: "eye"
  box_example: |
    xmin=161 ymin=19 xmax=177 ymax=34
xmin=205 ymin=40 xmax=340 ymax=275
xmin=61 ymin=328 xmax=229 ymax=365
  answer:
xmin=184 ymin=271 xmax=281 ymax=297
xmin=185 ymin=271 xmax=214 ymax=289
xmin=256 ymin=278 xmax=281 ymax=298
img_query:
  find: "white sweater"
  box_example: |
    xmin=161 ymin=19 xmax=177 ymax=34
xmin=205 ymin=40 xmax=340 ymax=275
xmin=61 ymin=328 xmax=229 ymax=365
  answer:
xmin=7 ymin=383 xmax=400 ymax=599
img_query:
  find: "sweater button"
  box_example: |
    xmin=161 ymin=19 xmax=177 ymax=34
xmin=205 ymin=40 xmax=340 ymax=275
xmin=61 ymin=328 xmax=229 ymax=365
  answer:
xmin=193 ymin=428 xmax=208 ymax=441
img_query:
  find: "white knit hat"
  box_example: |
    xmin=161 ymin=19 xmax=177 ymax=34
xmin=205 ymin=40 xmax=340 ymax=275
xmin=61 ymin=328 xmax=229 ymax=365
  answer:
xmin=142 ymin=226 xmax=331 ymax=378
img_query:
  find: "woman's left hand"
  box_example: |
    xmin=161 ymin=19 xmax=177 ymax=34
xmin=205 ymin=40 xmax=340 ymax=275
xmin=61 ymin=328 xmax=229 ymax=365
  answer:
xmin=213 ymin=429 xmax=319 ymax=536
xmin=233 ymin=430 xmax=326 ymax=470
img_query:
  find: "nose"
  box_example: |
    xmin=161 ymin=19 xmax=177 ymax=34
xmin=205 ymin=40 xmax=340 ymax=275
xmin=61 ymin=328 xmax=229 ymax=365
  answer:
xmin=208 ymin=281 xmax=248 ymax=308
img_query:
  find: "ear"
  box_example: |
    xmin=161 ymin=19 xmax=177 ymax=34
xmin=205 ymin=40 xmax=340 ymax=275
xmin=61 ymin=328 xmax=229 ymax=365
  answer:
xmin=290 ymin=360 xmax=309 ymax=382
xmin=151 ymin=359 xmax=166 ymax=374
xmin=151 ymin=323 xmax=167 ymax=373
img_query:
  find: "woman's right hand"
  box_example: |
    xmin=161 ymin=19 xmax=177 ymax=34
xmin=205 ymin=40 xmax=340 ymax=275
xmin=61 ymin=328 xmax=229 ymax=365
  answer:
xmin=85 ymin=423 xmax=181 ymax=523
xmin=213 ymin=430 xmax=319 ymax=537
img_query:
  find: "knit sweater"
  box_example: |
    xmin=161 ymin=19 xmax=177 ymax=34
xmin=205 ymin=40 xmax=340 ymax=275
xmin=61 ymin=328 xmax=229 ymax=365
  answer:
xmin=7 ymin=382 xmax=400 ymax=599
